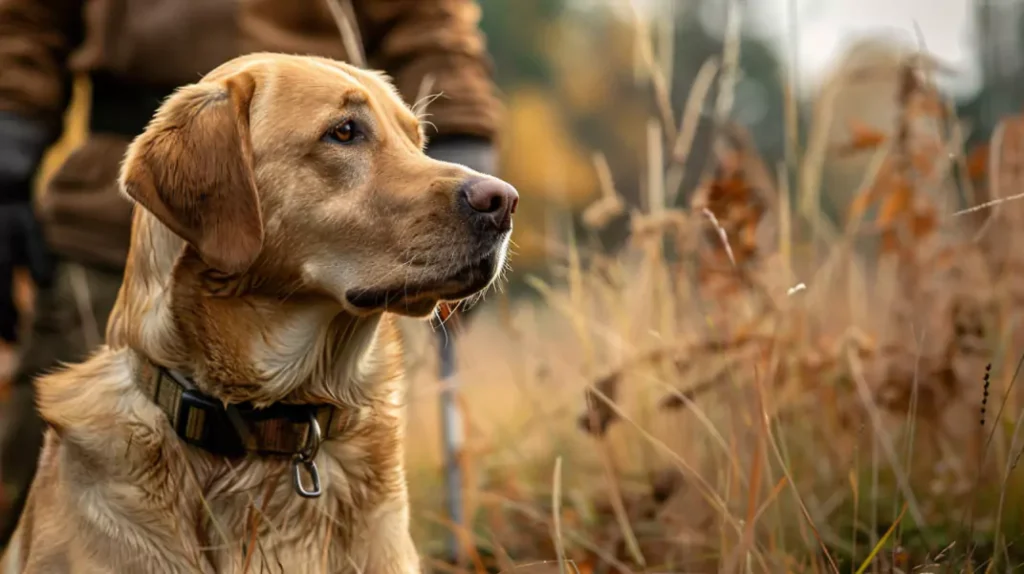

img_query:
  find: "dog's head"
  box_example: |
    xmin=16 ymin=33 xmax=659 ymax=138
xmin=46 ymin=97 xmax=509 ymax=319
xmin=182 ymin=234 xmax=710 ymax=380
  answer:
xmin=119 ymin=53 xmax=516 ymax=318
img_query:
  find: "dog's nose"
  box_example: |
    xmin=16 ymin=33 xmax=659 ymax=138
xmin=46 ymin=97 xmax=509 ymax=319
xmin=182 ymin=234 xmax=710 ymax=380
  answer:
xmin=460 ymin=177 xmax=519 ymax=232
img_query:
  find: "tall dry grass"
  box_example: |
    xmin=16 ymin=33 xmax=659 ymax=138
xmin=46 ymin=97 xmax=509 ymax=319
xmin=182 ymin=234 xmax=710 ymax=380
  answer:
xmin=402 ymin=6 xmax=1024 ymax=574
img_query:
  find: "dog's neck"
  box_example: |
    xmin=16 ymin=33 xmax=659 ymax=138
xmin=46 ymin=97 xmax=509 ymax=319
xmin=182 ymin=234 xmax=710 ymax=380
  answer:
xmin=107 ymin=212 xmax=397 ymax=410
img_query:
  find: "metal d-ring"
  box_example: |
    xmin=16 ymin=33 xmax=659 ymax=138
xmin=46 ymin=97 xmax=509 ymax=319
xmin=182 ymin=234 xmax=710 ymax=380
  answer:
xmin=291 ymin=410 xmax=323 ymax=499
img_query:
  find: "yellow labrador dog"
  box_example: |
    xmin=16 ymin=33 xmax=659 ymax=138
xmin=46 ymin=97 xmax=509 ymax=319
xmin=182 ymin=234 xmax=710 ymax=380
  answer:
xmin=2 ymin=53 xmax=516 ymax=573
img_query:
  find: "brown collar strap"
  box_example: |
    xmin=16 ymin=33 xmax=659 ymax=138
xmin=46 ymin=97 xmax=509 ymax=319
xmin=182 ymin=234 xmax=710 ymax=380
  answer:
xmin=136 ymin=358 xmax=351 ymax=498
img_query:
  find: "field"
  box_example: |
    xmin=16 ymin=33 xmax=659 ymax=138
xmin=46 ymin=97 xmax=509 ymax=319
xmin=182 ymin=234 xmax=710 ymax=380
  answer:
xmin=398 ymin=28 xmax=1024 ymax=574
xmin=2 ymin=7 xmax=1024 ymax=574
xmin=400 ymin=126 xmax=1024 ymax=571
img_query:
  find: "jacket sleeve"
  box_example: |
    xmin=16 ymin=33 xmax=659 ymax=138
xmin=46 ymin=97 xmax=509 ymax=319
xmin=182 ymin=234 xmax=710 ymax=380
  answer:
xmin=0 ymin=0 xmax=82 ymax=128
xmin=353 ymin=0 xmax=503 ymax=143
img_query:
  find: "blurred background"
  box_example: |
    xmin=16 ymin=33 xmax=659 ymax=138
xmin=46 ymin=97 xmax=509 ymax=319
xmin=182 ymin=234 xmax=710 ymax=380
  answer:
xmin=482 ymin=0 xmax=1002 ymax=270
xmin=5 ymin=0 xmax=1024 ymax=571
xmin=28 ymin=0 xmax=1016 ymax=274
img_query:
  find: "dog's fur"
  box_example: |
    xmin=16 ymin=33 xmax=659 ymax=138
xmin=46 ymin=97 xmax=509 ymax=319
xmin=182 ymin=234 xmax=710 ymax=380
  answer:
xmin=1 ymin=53 xmax=515 ymax=573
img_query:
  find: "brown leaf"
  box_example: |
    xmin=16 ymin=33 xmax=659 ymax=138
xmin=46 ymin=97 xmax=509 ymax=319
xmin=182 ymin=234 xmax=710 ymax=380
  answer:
xmin=880 ymin=228 xmax=901 ymax=254
xmin=876 ymin=179 xmax=913 ymax=227
xmin=839 ymin=120 xmax=888 ymax=155
xmin=966 ymin=144 xmax=989 ymax=181
xmin=578 ymin=373 xmax=620 ymax=436
xmin=910 ymin=210 xmax=938 ymax=239
xmin=848 ymin=168 xmax=891 ymax=222
xmin=649 ymin=468 xmax=683 ymax=504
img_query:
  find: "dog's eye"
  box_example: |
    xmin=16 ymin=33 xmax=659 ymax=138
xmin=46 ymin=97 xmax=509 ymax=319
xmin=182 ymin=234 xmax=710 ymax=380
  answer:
xmin=327 ymin=120 xmax=362 ymax=144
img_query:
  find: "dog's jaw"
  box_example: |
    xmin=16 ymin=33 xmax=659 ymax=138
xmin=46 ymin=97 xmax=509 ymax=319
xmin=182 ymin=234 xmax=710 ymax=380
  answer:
xmin=246 ymin=301 xmax=391 ymax=408
xmin=322 ymin=232 xmax=512 ymax=318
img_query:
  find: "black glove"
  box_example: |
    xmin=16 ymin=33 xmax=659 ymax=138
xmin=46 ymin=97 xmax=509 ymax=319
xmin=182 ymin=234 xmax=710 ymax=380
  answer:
xmin=425 ymin=135 xmax=498 ymax=334
xmin=0 ymin=113 xmax=56 ymax=344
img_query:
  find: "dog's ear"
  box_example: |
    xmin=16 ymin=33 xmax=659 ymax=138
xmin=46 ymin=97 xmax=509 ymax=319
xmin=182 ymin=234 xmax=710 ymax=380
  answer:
xmin=120 ymin=73 xmax=263 ymax=274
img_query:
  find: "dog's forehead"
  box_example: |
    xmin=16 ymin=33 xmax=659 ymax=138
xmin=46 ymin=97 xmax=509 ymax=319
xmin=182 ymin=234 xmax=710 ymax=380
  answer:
xmin=308 ymin=60 xmax=421 ymax=128
xmin=203 ymin=53 xmax=422 ymax=145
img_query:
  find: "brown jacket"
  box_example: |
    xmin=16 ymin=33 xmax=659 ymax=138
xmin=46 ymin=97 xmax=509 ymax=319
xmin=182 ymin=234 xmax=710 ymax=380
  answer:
xmin=0 ymin=0 xmax=502 ymax=269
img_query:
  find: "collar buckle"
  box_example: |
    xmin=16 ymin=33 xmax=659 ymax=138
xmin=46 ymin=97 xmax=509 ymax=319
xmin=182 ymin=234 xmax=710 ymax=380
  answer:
xmin=291 ymin=409 xmax=323 ymax=498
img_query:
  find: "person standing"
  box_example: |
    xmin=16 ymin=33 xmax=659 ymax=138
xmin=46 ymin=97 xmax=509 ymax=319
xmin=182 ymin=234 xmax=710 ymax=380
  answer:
xmin=0 ymin=0 xmax=503 ymax=547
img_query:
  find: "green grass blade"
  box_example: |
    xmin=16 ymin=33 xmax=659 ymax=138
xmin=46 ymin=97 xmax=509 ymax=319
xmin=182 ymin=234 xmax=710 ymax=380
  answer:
xmin=854 ymin=502 xmax=908 ymax=574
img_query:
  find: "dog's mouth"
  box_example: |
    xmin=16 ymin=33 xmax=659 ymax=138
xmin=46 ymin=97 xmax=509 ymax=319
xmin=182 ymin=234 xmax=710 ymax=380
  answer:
xmin=344 ymin=247 xmax=504 ymax=315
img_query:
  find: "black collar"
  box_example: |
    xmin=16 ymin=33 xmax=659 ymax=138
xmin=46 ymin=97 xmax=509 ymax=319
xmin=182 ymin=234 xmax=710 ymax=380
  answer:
xmin=136 ymin=358 xmax=353 ymax=498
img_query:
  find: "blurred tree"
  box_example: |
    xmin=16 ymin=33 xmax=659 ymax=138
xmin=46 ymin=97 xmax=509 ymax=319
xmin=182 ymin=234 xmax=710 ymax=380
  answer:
xmin=953 ymin=0 xmax=1024 ymax=210
xmin=481 ymin=0 xmax=566 ymax=87
xmin=666 ymin=0 xmax=787 ymax=207
xmin=962 ymin=0 xmax=1024 ymax=143
xmin=477 ymin=0 xmax=787 ymax=270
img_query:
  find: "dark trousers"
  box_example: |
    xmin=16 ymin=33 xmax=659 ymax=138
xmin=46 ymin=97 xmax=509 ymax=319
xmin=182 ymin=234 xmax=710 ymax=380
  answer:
xmin=0 ymin=260 xmax=122 ymax=548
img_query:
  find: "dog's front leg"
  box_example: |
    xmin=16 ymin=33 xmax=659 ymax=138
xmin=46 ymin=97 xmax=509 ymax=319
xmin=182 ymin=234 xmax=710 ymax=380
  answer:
xmin=362 ymin=499 xmax=420 ymax=573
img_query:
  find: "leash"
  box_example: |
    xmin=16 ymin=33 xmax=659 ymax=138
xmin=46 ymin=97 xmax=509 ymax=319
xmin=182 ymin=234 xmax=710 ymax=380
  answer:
xmin=435 ymin=303 xmax=465 ymax=562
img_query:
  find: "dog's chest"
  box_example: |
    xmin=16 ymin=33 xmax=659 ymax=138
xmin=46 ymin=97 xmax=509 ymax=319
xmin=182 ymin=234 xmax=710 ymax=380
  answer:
xmin=197 ymin=460 xmax=377 ymax=572
xmin=201 ymin=498 xmax=369 ymax=573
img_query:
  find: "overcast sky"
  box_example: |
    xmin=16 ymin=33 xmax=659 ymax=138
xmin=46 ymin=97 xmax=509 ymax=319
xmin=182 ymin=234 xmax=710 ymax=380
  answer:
xmin=753 ymin=0 xmax=981 ymax=96
xmin=622 ymin=0 xmax=984 ymax=98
